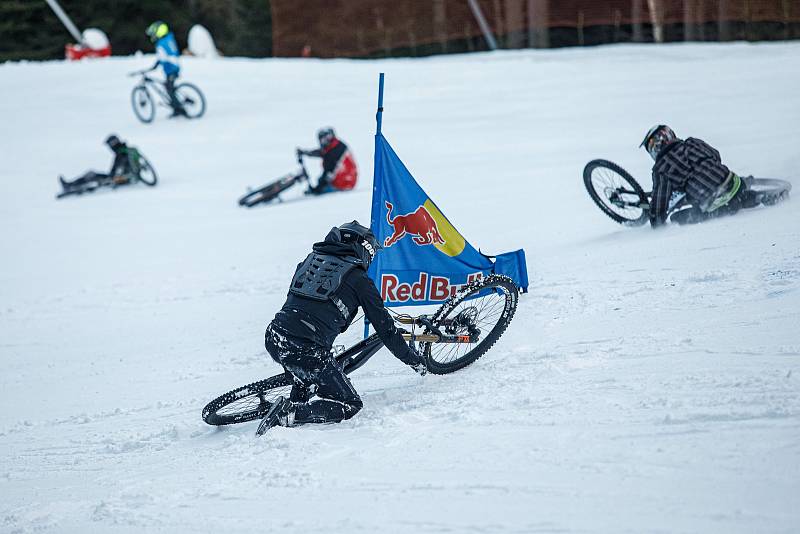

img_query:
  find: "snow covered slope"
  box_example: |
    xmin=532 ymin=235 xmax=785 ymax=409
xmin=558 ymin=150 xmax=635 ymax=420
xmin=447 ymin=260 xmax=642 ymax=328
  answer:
xmin=1 ymin=43 xmax=799 ymax=533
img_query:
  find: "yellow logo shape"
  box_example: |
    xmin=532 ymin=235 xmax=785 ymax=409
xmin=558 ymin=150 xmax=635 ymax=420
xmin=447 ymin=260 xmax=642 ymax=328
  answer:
xmin=423 ymin=200 xmax=466 ymax=257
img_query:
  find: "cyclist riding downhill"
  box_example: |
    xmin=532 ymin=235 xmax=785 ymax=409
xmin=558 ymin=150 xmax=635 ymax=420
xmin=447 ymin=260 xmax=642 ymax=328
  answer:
xmin=59 ymin=135 xmax=142 ymax=191
xmin=641 ymin=124 xmax=757 ymax=227
xmin=144 ymin=21 xmax=186 ymax=118
xmin=258 ymin=221 xmax=427 ymax=435
xmin=297 ymin=127 xmax=358 ymax=195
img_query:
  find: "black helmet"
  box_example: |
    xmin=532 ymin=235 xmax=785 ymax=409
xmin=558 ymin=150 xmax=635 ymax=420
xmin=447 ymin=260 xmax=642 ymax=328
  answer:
xmin=317 ymin=127 xmax=335 ymax=148
xmin=334 ymin=220 xmax=381 ymax=268
xmin=640 ymin=124 xmax=678 ymax=161
xmin=105 ymin=134 xmax=123 ymax=151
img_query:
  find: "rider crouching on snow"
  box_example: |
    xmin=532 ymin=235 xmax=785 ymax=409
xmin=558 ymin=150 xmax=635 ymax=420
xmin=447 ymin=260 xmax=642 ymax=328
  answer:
xmin=642 ymin=125 xmax=754 ymax=227
xmin=144 ymin=21 xmax=185 ymax=118
xmin=59 ymin=135 xmax=138 ymax=189
xmin=260 ymin=221 xmax=426 ymax=434
xmin=297 ymin=127 xmax=358 ymax=195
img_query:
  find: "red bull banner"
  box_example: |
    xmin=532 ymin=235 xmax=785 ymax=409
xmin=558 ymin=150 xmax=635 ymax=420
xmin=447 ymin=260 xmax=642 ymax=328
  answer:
xmin=368 ymin=73 xmax=528 ymax=307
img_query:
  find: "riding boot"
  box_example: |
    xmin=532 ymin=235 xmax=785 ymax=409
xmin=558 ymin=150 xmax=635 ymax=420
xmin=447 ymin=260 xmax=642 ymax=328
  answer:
xmin=669 ymin=206 xmax=708 ymax=225
xmin=289 ymin=358 xmax=362 ymax=425
xmin=255 ymin=397 xmax=293 ymax=436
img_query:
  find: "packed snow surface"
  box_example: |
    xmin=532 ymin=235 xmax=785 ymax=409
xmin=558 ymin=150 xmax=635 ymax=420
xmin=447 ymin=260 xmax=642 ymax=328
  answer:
xmin=1 ymin=43 xmax=799 ymax=533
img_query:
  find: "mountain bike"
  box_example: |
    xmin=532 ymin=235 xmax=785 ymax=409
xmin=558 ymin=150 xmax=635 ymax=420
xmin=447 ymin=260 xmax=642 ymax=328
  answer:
xmin=583 ymin=159 xmax=792 ymax=226
xmin=202 ymin=274 xmax=519 ymax=428
xmin=129 ymin=71 xmax=206 ymax=123
xmin=238 ymin=150 xmax=310 ymax=208
xmin=56 ymin=149 xmax=158 ymax=199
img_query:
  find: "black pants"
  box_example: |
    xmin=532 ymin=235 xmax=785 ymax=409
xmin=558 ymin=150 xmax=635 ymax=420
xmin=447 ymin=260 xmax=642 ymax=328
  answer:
xmin=165 ymin=73 xmax=183 ymax=112
xmin=670 ymin=186 xmax=755 ymax=225
xmin=63 ymin=171 xmax=109 ymax=188
xmin=264 ymin=323 xmax=362 ymax=425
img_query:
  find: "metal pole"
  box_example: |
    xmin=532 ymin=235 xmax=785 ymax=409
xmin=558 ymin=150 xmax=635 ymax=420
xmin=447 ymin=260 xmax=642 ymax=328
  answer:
xmin=45 ymin=0 xmax=84 ymax=44
xmin=366 ymin=72 xmax=386 ymax=338
xmin=467 ymin=0 xmax=499 ymax=50
xmin=376 ymin=72 xmax=385 ymax=135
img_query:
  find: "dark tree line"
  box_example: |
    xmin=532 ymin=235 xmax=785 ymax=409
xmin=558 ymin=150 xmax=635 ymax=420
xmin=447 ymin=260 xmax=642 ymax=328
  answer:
xmin=0 ymin=0 xmax=272 ymax=62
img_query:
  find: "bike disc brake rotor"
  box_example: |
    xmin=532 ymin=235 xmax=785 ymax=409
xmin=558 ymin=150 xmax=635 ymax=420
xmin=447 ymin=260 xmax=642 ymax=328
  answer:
xmin=447 ymin=306 xmax=480 ymax=337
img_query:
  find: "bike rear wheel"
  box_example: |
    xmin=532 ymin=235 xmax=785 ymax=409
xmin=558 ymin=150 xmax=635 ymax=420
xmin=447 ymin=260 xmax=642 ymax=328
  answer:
xmin=239 ymin=174 xmax=302 ymax=207
xmin=175 ymin=83 xmax=206 ymax=119
xmin=137 ymin=154 xmax=158 ymax=186
xmin=421 ymin=275 xmax=519 ymax=375
xmin=131 ymin=85 xmax=155 ymax=123
xmin=746 ymin=177 xmax=792 ymax=206
xmin=202 ymin=374 xmax=291 ymax=426
xmin=583 ymin=159 xmax=649 ymax=226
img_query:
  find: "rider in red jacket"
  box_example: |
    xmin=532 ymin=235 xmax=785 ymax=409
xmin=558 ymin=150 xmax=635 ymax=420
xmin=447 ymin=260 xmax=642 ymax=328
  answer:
xmin=298 ymin=127 xmax=358 ymax=195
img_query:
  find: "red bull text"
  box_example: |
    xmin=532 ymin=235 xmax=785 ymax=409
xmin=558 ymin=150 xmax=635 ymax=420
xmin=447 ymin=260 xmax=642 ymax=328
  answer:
xmin=381 ymin=272 xmax=483 ymax=303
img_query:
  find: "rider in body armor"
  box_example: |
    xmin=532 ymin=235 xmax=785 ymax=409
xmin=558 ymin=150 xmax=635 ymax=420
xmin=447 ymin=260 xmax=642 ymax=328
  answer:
xmin=260 ymin=221 xmax=426 ymax=433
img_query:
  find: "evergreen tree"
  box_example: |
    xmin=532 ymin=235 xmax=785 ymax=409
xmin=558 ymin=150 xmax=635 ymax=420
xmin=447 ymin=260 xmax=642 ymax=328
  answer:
xmin=0 ymin=0 xmax=272 ymax=62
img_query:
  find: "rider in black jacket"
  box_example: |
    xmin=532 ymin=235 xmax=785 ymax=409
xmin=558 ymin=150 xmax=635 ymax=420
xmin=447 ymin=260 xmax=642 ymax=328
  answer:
xmin=260 ymin=221 xmax=426 ymax=434
xmin=59 ymin=135 xmax=137 ymax=190
xmin=641 ymin=125 xmax=753 ymax=227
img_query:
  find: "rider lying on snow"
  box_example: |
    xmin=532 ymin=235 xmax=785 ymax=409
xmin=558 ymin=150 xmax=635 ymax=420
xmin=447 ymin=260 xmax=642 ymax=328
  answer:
xmin=642 ymin=124 xmax=758 ymax=228
xmin=297 ymin=127 xmax=358 ymax=195
xmin=59 ymin=135 xmax=140 ymax=190
xmin=144 ymin=20 xmax=185 ymax=118
xmin=260 ymin=221 xmax=426 ymax=434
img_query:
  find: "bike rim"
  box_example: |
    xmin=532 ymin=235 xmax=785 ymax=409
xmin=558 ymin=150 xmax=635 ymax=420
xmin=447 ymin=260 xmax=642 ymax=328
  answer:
xmin=589 ymin=166 xmax=644 ymax=221
xmin=139 ymin=167 xmax=156 ymax=185
xmin=426 ymin=284 xmax=512 ymax=366
xmin=176 ymin=85 xmax=204 ymax=117
xmin=215 ymin=384 xmax=291 ymax=420
xmin=133 ymin=87 xmax=153 ymax=119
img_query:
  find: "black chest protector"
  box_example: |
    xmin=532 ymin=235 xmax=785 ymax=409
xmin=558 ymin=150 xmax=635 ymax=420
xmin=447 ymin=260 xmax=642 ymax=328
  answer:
xmin=289 ymin=252 xmax=360 ymax=303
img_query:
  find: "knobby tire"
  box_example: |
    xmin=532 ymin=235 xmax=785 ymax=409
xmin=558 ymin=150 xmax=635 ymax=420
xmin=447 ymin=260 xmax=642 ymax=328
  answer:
xmin=422 ymin=274 xmax=519 ymax=375
xmin=583 ymin=159 xmax=649 ymax=226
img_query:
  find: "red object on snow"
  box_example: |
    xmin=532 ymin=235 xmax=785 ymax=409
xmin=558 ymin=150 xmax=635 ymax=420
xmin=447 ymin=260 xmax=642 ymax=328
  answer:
xmin=65 ymin=43 xmax=111 ymax=60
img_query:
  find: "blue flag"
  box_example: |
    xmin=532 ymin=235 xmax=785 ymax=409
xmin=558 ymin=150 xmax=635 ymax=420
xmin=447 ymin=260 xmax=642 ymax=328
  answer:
xmin=368 ymin=75 xmax=528 ymax=307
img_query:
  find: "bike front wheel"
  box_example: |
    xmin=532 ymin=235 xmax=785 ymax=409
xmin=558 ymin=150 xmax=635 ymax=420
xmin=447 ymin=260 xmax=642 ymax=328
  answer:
xmin=175 ymin=83 xmax=206 ymax=119
xmin=421 ymin=274 xmax=519 ymax=375
xmin=202 ymin=374 xmax=291 ymax=426
xmin=131 ymin=85 xmax=155 ymax=123
xmin=238 ymin=174 xmax=302 ymax=207
xmin=137 ymin=154 xmax=158 ymax=186
xmin=583 ymin=159 xmax=649 ymax=226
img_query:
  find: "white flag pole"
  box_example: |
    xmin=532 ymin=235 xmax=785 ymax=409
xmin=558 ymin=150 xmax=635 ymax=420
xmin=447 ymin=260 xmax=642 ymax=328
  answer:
xmin=45 ymin=0 xmax=84 ymax=44
xmin=467 ymin=0 xmax=499 ymax=50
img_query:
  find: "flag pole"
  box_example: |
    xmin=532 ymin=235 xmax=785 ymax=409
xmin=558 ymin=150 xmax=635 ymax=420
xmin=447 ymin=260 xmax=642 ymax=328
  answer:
xmin=365 ymin=73 xmax=386 ymax=338
xmin=376 ymin=72 xmax=385 ymax=135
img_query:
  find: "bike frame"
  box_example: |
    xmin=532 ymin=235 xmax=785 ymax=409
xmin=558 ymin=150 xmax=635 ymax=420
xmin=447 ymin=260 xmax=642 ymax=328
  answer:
xmin=140 ymin=76 xmax=172 ymax=107
xmin=337 ymin=314 xmax=478 ymax=376
xmin=130 ymin=71 xmax=173 ymax=107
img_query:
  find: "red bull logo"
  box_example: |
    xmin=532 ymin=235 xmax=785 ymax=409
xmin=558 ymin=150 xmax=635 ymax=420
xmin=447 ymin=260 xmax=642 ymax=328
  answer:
xmin=383 ymin=201 xmax=444 ymax=248
xmin=381 ymin=272 xmax=483 ymax=303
